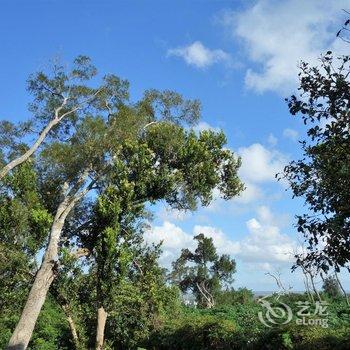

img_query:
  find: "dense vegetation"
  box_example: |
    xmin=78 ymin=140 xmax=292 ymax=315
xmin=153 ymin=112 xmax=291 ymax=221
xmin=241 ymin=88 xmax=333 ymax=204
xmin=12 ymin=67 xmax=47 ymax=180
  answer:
xmin=0 ymin=56 xmax=243 ymax=349
xmin=2 ymin=286 xmax=350 ymax=349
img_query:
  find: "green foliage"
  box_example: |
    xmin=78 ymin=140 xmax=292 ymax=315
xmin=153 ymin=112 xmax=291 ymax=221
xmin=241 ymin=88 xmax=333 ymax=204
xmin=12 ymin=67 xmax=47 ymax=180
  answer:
xmin=0 ymin=161 xmax=52 ymax=254
xmin=256 ymin=323 xmax=350 ymax=350
xmin=0 ymin=161 xmax=53 ymax=339
xmin=0 ymin=54 xmax=245 ymax=350
xmin=29 ymin=297 xmax=72 ymax=350
xmin=170 ymin=233 xmax=236 ymax=308
xmin=146 ymin=295 xmax=350 ymax=350
xmin=0 ymin=297 xmax=72 ymax=350
xmin=283 ymin=52 xmax=350 ymax=271
xmin=215 ymin=288 xmax=255 ymax=306
xmin=147 ymin=307 xmax=239 ymax=350
xmin=322 ymin=276 xmax=342 ymax=299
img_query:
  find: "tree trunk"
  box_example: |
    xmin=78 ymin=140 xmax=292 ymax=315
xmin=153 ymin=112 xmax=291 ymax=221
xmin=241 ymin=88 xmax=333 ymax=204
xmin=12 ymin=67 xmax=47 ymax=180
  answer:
xmin=307 ymin=271 xmax=322 ymax=302
xmin=62 ymin=304 xmax=80 ymax=349
xmin=7 ymin=164 xmax=90 ymax=350
xmin=95 ymin=307 xmax=108 ymax=350
xmin=334 ymin=271 xmax=349 ymax=306
xmin=196 ymin=282 xmax=214 ymax=308
xmin=0 ymin=118 xmax=59 ymax=181
xmin=7 ymin=217 xmax=66 ymax=350
xmin=303 ymin=276 xmax=314 ymax=303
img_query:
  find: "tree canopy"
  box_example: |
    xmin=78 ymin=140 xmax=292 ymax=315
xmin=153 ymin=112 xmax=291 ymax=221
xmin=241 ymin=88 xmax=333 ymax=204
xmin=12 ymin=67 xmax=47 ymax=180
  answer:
xmin=283 ymin=51 xmax=350 ymax=272
xmin=170 ymin=233 xmax=236 ymax=308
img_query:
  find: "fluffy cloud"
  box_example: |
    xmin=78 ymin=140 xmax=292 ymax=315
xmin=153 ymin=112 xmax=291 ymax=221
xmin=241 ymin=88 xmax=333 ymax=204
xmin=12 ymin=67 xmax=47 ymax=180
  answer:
xmin=144 ymin=221 xmax=240 ymax=266
xmin=143 ymin=221 xmax=195 ymax=266
xmin=221 ymin=0 xmax=348 ymax=93
xmin=238 ymin=206 xmax=296 ymax=265
xmin=158 ymin=206 xmax=191 ymax=222
xmin=233 ymin=180 xmax=263 ymax=204
xmin=145 ymin=206 xmax=297 ymax=269
xmin=238 ymin=143 xmax=287 ymax=183
xmin=283 ymin=128 xmax=299 ymax=142
xmin=167 ymin=41 xmax=231 ymax=68
xmin=144 ymin=221 xmax=193 ymax=250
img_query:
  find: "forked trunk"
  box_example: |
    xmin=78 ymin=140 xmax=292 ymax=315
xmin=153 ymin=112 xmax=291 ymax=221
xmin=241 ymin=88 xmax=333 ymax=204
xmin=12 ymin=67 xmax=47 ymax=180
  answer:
xmin=95 ymin=306 xmax=108 ymax=350
xmin=7 ymin=161 xmax=89 ymax=350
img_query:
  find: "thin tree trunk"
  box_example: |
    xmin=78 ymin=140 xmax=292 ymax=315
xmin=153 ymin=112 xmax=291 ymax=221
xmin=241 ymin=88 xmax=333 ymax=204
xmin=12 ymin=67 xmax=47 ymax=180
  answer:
xmin=334 ymin=271 xmax=349 ymax=306
xmin=303 ymin=275 xmax=314 ymax=303
xmin=0 ymin=89 xmax=102 ymax=181
xmin=196 ymin=282 xmax=214 ymax=308
xmin=62 ymin=304 xmax=80 ymax=349
xmin=95 ymin=306 xmax=108 ymax=350
xmin=7 ymin=200 xmax=70 ymax=350
xmin=307 ymin=271 xmax=322 ymax=302
xmin=0 ymin=118 xmax=59 ymax=181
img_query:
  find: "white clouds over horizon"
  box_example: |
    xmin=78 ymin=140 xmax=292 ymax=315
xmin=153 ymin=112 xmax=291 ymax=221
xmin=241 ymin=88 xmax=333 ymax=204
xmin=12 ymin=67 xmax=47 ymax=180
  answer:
xmin=167 ymin=41 xmax=232 ymax=69
xmin=221 ymin=0 xmax=348 ymax=93
xmin=145 ymin=205 xmax=297 ymax=270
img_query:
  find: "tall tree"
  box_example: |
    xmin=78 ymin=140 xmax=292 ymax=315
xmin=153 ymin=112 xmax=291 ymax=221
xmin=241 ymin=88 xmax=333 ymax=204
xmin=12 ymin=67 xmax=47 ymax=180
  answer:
xmin=282 ymin=51 xmax=350 ymax=273
xmin=171 ymin=233 xmax=236 ymax=308
xmin=68 ymin=122 xmax=243 ymax=348
xmin=6 ymin=59 xmax=130 ymax=350
xmin=3 ymin=57 xmax=243 ymax=349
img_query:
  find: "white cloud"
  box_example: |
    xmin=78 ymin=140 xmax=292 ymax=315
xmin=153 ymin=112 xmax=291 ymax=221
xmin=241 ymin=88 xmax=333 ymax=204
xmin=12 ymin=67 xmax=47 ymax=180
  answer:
xmin=146 ymin=206 xmax=298 ymax=269
xmin=144 ymin=221 xmax=195 ymax=266
xmin=145 ymin=221 xmax=241 ymax=267
xmin=205 ymin=143 xmax=287 ymax=208
xmin=144 ymin=221 xmax=193 ymax=250
xmin=283 ymin=128 xmax=299 ymax=142
xmin=167 ymin=41 xmax=231 ymax=68
xmin=233 ymin=180 xmax=262 ymax=204
xmin=238 ymin=206 xmax=297 ymax=264
xmin=221 ymin=0 xmax=348 ymax=93
xmin=238 ymin=143 xmax=287 ymax=183
xmin=192 ymin=121 xmax=221 ymax=133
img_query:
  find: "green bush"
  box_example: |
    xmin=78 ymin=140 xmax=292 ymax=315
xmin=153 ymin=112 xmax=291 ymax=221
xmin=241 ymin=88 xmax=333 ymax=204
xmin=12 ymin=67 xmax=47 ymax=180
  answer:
xmin=256 ymin=324 xmax=350 ymax=350
xmin=145 ymin=296 xmax=350 ymax=350
xmin=146 ymin=308 xmax=240 ymax=350
xmin=215 ymin=288 xmax=254 ymax=306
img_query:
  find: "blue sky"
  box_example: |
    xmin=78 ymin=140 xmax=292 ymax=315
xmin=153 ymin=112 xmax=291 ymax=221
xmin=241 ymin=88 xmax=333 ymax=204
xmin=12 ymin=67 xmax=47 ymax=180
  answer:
xmin=1 ymin=0 xmax=349 ymax=291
